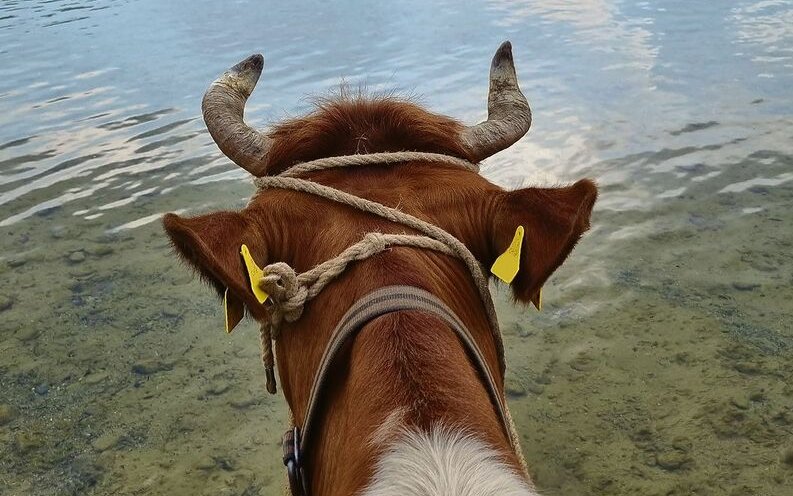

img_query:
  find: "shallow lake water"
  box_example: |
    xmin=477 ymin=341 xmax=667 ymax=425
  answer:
xmin=1 ymin=1 xmax=792 ymax=495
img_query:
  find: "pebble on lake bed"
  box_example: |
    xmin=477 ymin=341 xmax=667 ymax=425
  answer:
xmin=0 ymin=404 xmax=17 ymax=425
xmin=732 ymin=281 xmax=760 ymax=291
xmin=89 ymin=245 xmax=114 ymax=257
xmin=14 ymin=431 xmax=43 ymax=454
xmin=782 ymin=447 xmax=793 ymax=467
xmin=68 ymin=251 xmax=86 ymax=264
xmin=7 ymin=257 xmax=26 ymax=268
xmin=655 ymin=450 xmax=691 ymax=471
xmin=132 ymin=359 xmax=173 ymax=375
xmin=0 ymin=294 xmax=13 ymax=312
xmin=92 ymin=431 xmax=123 ymax=452
xmin=16 ymin=327 xmax=40 ymax=342
xmin=505 ymin=371 xmax=527 ymax=397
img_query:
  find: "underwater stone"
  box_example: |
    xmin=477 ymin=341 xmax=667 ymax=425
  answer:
xmin=34 ymin=383 xmax=49 ymax=395
xmin=733 ymin=361 xmax=762 ymax=375
xmin=83 ymin=372 xmax=109 ymax=385
xmin=14 ymin=431 xmax=43 ymax=454
xmin=655 ymin=451 xmax=691 ymax=471
xmin=214 ymin=456 xmax=236 ymax=471
xmin=0 ymin=294 xmax=12 ymax=312
xmin=671 ymin=436 xmax=692 ymax=453
xmin=92 ymin=431 xmax=122 ymax=451
xmin=50 ymin=225 xmax=73 ymax=239
xmin=527 ymin=383 xmax=545 ymax=395
xmin=68 ymin=251 xmax=86 ymax=264
xmin=505 ymin=372 xmax=526 ymax=397
xmin=0 ymin=404 xmax=16 ymax=425
xmin=730 ymin=395 xmax=750 ymax=410
xmin=749 ymin=390 xmax=766 ymax=402
xmin=205 ymin=382 xmax=231 ymax=396
xmin=132 ymin=359 xmax=173 ymax=375
xmin=782 ymin=447 xmax=793 ymax=467
xmin=7 ymin=257 xmax=26 ymax=268
xmin=16 ymin=327 xmax=39 ymax=342
xmin=195 ymin=456 xmax=217 ymax=471
xmin=229 ymin=395 xmax=259 ymax=410
xmin=569 ymin=352 xmax=595 ymax=372
xmin=732 ymin=282 xmax=760 ymax=291
xmin=89 ymin=245 xmax=114 ymax=257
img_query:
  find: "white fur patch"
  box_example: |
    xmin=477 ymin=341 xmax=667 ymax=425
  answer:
xmin=361 ymin=426 xmax=539 ymax=496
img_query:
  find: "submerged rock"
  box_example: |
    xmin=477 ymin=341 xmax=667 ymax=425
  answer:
xmin=83 ymin=372 xmax=109 ymax=385
xmin=229 ymin=395 xmax=259 ymax=410
xmin=89 ymin=245 xmax=114 ymax=257
xmin=782 ymin=447 xmax=793 ymax=467
xmin=505 ymin=372 xmax=526 ymax=397
xmin=50 ymin=225 xmax=80 ymax=239
xmin=195 ymin=456 xmax=217 ymax=471
xmin=0 ymin=294 xmax=13 ymax=312
xmin=68 ymin=251 xmax=86 ymax=264
xmin=0 ymin=404 xmax=16 ymax=425
xmin=7 ymin=257 xmax=26 ymax=268
xmin=132 ymin=359 xmax=174 ymax=375
xmin=92 ymin=431 xmax=123 ymax=451
xmin=14 ymin=431 xmax=43 ymax=454
xmin=655 ymin=450 xmax=691 ymax=471
xmin=732 ymin=282 xmax=760 ymax=291
xmin=16 ymin=327 xmax=39 ymax=342
xmin=205 ymin=382 xmax=231 ymax=396
xmin=527 ymin=383 xmax=545 ymax=395
xmin=730 ymin=395 xmax=750 ymax=410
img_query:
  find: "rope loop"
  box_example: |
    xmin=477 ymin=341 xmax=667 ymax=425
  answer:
xmin=260 ymin=262 xmax=309 ymax=325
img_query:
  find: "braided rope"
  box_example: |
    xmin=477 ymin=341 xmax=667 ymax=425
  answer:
xmin=278 ymin=151 xmax=479 ymax=177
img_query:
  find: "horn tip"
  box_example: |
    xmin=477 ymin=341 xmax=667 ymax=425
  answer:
xmin=230 ymin=53 xmax=264 ymax=76
xmin=493 ymin=41 xmax=514 ymax=65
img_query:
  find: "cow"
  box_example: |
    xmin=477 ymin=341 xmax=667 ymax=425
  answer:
xmin=163 ymin=42 xmax=596 ymax=496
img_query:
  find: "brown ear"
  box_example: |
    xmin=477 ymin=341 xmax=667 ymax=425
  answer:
xmin=162 ymin=211 xmax=268 ymax=318
xmin=492 ymin=179 xmax=597 ymax=304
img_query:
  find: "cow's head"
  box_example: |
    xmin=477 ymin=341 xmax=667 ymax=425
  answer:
xmin=163 ymin=42 xmax=596 ymax=324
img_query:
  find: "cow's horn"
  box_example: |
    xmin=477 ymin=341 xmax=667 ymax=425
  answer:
xmin=460 ymin=42 xmax=532 ymax=162
xmin=202 ymin=54 xmax=272 ymax=176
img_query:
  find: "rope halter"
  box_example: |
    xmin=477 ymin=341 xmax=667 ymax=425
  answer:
xmin=249 ymin=151 xmax=503 ymax=395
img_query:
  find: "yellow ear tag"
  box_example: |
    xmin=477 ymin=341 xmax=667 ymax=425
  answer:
xmin=223 ymin=288 xmax=244 ymax=333
xmin=491 ymin=225 xmax=524 ymax=284
xmin=240 ymin=244 xmax=269 ymax=304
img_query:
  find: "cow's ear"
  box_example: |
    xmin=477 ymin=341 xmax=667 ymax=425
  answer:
xmin=491 ymin=179 xmax=597 ymax=305
xmin=163 ymin=211 xmax=267 ymax=318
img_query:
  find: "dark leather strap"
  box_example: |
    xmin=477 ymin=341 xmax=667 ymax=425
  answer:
xmin=283 ymin=285 xmax=511 ymax=496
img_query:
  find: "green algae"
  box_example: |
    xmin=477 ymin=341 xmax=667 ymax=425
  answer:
xmin=1 ymin=145 xmax=792 ymax=495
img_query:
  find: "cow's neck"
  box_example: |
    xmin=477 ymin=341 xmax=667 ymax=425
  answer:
xmin=280 ymin=256 xmax=529 ymax=496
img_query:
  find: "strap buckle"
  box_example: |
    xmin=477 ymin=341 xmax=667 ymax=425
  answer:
xmin=283 ymin=427 xmax=307 ymax=496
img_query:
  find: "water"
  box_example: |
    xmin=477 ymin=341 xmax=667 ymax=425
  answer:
xmin=1 ymin=1 xmax=792 ymax=494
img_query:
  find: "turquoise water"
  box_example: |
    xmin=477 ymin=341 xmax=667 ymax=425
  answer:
xmin=1 ymin=1 xmax=792 ymax=494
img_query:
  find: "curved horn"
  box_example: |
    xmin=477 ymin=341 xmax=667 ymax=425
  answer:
xmin=202 ymin=54 xmax=272 ymax=176
xmin=460 ymin=42 xmax=532 ymax=162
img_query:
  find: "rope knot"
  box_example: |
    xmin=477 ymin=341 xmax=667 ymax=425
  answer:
xmin=362 ymin=232 xmax=388 ymax=252
xmin=259 ymin=262 xmax=308 ymax=324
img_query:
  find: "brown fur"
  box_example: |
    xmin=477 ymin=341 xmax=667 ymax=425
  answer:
xmin=163 ymin=95 xmax=597 ymax=495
